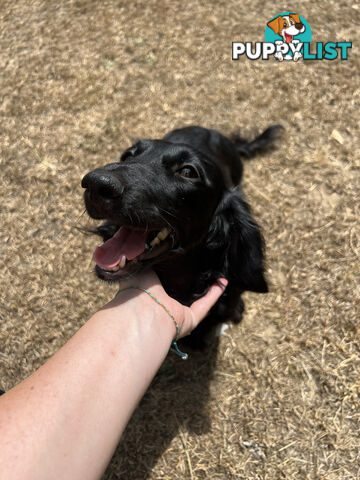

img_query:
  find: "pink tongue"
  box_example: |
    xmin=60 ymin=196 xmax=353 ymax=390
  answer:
xmin=93 ymin=227 xmax=147 ymax=269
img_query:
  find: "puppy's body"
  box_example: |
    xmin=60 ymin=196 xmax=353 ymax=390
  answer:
xmin=82 ymin=125 xmax=281 ymax=347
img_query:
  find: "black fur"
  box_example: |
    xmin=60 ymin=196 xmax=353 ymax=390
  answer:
xmin=82 ymin=125 xmax=282 ymax=348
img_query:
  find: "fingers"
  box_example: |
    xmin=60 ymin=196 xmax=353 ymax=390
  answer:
xmin=189 ymin=278 xmax=228 ymax=329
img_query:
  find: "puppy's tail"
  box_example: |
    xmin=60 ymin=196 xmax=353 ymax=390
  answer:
xmin=230 ymin=125 xmax=283 ymax=159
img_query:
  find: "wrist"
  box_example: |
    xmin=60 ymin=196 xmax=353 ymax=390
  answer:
xmin=96 ymin=288 xmax=176 ymax=345
xmin=112 ymin=286 xmax=189 ymax=360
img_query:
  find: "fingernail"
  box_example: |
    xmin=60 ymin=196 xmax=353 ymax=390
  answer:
xmin=218 ymin=278 xmax=228 ymax=289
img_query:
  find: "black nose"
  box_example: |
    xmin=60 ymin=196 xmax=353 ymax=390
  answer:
xmin=81 ymin=171 xmax=123 ymax=200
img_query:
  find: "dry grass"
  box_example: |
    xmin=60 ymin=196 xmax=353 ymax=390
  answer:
xmin=0 ymin=1 xmax=359 ymax=479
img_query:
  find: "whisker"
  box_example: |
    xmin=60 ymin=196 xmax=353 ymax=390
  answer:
xmin=157 ymin=206 xmax=180 ymax=221
xmin=157 ymin=212 xmax=174 ymax=232
xmin=134 ymin=210 xmax=141 ymax=227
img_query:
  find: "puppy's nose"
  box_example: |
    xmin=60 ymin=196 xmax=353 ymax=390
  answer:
xmin=81 ymin=171 xmax=123 ymax=200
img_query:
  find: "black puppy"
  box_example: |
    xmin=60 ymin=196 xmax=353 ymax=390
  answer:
xmin=82 ymin=125 xmax=281 ymax=348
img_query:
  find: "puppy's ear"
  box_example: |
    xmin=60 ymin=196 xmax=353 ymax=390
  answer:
xmin=207 ymin=190 xmax=268 ymax=293
xmin=289 ymin=13 xmax=301 ymax=24
xmin=267 ymin=16 xmax=283 ymax=35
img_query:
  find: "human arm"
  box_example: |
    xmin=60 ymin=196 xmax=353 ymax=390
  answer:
xmin=0 ymin=270 xmax=227 ymax=480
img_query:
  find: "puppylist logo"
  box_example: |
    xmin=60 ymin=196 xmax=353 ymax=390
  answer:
xmin=232 ymin=12 xmax=352 ymax=62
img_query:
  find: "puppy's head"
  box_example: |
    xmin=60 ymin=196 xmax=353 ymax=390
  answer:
xmin=267 ymin=13 xmax=305 ymax=39
xmin=82 ymin=139 xmax=226 ymax=281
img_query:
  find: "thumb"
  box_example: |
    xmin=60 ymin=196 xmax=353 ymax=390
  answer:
xmin=189 ymin=278 xmax=228 ymax=329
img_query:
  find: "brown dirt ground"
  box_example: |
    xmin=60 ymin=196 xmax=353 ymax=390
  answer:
xmin=1 ymin=1 xmax=359 ymax=479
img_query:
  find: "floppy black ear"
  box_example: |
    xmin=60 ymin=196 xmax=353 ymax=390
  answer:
xmin=207 ymin=189 xmax=268 ymax=293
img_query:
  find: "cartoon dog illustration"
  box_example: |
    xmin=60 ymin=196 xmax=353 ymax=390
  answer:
xmin=267 ymin=13 xmax=305 ymax=62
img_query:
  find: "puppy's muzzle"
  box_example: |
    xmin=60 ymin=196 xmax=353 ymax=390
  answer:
xmin=82 ymin=170 xmax=123 ymax=200
xmin=82 ymin=170 xmax=125 ymax=218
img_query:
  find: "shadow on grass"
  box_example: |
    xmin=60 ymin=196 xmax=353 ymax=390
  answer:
xmin=103 ymin=337 xmax=219 ymax=479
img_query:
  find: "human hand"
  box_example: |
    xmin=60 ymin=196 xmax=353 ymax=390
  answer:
xmin=114 ymin=269 xmax=228 ymax=338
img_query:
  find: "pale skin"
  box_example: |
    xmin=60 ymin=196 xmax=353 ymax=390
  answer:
xmin=0 ymin=270 xmax=227 ymax=480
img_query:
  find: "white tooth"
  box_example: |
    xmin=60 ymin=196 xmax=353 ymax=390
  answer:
xmin=107 ymin=265 xmax=120 ymax=272
xmin=119 ymin=255 xmax=126 ymax=268
xmin=145 ymin=243 xmax=150 ymax=250
xmin=150 ymin=237 xmax=160 ymax=247
xmin=157 ymin=228 xmax=170 ymax=240
xmin=149 ymin=228 xmax=170 ymax=247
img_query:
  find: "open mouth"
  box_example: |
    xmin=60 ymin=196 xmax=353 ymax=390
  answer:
xmin=93 ymin=225 xmax=173 ymax=280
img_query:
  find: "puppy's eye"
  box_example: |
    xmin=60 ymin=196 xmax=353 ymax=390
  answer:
xmin=177 ymin=165 xmax=199 ymax=179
